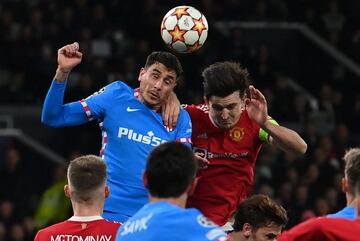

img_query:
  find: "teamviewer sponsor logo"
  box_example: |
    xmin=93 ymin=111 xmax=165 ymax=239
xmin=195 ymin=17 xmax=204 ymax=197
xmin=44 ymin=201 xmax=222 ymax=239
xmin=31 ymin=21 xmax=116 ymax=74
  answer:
xmin=118 ymin=127 xmax=167 ymax=146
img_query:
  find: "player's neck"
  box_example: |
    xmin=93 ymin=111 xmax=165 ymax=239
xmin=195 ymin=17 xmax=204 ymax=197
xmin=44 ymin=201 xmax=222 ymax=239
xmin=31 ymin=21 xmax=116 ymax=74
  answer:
xmin=149 ymin=194 xmax=187 ymax=208
xmin=72 ymin=202 xmax=104 ymax=217
xmin=228 ymin=231 xmax=244 ymax=241
xmin=347 ymin=195 xmax=357 ymax=206
xmin=137 ymin=92 xmax=161 ymax=111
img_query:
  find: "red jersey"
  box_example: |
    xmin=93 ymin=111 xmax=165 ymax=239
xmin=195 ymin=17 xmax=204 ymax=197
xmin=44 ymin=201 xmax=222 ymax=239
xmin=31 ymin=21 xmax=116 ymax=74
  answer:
xmin=278 ymin=217 xmax=360 ymax=241
xmin=185 ymin=104 xmax=264 ymax=226
xmin=34 ymin=216 xmax=121 ymax=241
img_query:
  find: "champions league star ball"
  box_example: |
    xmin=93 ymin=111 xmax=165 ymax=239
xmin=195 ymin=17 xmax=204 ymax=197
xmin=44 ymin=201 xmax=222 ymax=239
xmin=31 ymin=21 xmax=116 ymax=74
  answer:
xmin=160 ymin=6 xmax=208 ymax=54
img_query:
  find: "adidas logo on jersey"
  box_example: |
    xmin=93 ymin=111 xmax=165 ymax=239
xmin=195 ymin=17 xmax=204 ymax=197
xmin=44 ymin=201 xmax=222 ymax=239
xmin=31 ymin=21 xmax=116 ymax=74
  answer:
xmin=197 ymin=132 xmax=208 ymax=139
xmin=118 ymin=127 xmax=167 ymax=146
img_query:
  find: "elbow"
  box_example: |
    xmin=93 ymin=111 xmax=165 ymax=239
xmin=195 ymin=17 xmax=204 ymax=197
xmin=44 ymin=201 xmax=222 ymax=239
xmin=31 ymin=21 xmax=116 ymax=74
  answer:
xmin=41 ymin=114 xmax=60 ymax=128
xmin=299 ymin=141 xmax=308 ymax=155
xmin=295 ymin=140 xmax=307 ymax=155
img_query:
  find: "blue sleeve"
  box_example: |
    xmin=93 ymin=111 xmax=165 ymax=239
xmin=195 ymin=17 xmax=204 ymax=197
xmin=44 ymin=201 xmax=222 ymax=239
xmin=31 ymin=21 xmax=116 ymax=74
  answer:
xmin=192 ymin=212 xmax=227 ymax=241
xmin=41 ymin=80 xmax=90 ymax=127
xmin=82 ymin=82 xmax=118 ymax=120
xmin=175 ymin=109 xmax=193 ymax=148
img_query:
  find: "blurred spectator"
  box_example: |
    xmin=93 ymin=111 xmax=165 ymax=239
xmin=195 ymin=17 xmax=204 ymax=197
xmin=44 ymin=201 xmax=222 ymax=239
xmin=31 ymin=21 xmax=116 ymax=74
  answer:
xmin=0 ymin=0 xmax=359 ymax=233
xmin=33 ymin=166 xmax=70 ymax=229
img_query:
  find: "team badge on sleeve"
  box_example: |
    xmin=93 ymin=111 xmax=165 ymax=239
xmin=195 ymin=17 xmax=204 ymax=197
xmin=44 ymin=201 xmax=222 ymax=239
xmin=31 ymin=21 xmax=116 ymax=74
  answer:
xmin=86 ymin=87 xmax=106 ymax=99
xmin=197 ymin=215 xmax=217 ymax=228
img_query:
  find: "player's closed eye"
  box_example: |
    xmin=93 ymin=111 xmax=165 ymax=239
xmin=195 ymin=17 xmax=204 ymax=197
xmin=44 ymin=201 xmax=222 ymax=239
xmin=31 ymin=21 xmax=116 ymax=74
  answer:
xmin=151 ymin=73 xmax=160 ymax=79
xmin=164 ymin=78 xmax=173 ymax=85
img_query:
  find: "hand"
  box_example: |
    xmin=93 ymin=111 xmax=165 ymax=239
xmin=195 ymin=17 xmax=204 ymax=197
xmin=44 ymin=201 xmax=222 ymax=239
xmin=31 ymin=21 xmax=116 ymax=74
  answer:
xmin=161 ymin=91 xmax=180 ymax=131
xmin=194 ymin=152 xmax=209 ymax=169
xmin=57 ymin=42 xmax=83 ymax=73
xmin=245 ymin=85 xmax=268 ymax=126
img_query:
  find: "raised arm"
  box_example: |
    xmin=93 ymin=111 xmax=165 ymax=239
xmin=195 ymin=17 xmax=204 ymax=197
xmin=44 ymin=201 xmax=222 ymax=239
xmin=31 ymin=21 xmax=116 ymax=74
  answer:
xmin=246 ymin=85 xmax=307 ymax=155
xmin=41 ymin=42 xmax=89 ymax=127
xmin=55 ymin=42 xmax=83 ymax=83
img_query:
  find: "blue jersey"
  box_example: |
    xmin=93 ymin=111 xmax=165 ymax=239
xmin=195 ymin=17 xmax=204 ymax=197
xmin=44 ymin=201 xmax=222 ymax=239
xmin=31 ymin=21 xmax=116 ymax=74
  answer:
xmin=116 ymin=202 xmax=228 ymax=241
xmin=42 ymin=80 xmax=192 ymax=222
xmin=327 ymin=206 xmax=356 ymax=219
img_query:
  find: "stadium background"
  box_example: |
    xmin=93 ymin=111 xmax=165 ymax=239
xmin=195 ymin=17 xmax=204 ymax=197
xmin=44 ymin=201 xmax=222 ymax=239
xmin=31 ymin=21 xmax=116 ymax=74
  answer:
xmin=1 ymin=0 xmax=360 ymax=240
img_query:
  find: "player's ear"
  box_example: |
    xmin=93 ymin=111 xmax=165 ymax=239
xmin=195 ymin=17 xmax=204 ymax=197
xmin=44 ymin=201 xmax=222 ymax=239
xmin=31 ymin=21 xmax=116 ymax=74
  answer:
xmin=105 ymin=186 xmax=110 ymax=198
xmin=143 ymin=172 xmax=149 ymax=188
xmin=342 ymin=177 xmax=349 ymax=193
xmin=204 ymin=97 xmax=208 ymax=105
xmin=187 ymin=177 xmax=198 ymax=196
xmin=138 ymin=67 xmax=146 ymax=82
xmin=243 ymin=223 xmax=252 ymax=237
xmin=64 ymin=185 xmax=71 ymax=198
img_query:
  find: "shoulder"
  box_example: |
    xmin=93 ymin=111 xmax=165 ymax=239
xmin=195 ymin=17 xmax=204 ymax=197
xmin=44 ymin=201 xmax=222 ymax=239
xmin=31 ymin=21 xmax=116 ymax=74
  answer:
xmin=177 ymin=209 xmax=221 ymax=231
xmin=100 ymin=219 xmax=122 ymax=228
xmin=34 ymin=221 xmax=67 ymax=238
xmin=106 ymin=80 xmax=133 ymax=93
xmin=184 ymin=103 xmax=209 ymax=113
xmin=86 ymin=81 xmax=133 ymax=101
xmin=178 ymin=108 xmax=191 ymax=121
xmin=186 ymin=211 xmax=226 ymax=240
xmin=184 ymin=104 xmax=209 ymax=119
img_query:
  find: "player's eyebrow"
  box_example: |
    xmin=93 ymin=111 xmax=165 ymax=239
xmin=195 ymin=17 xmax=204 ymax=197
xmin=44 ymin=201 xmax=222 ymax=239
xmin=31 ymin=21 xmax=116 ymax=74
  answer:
xmin=212 ymin=103 xmax=238 ymax=109
xmin=152 ymin=68 xmax=176 ymax=82
xmin=151 ymin=68 xmax=162 ymax=74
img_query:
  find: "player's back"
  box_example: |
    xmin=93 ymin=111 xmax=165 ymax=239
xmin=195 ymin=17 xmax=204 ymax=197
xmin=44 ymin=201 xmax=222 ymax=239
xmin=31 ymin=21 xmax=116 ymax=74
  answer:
xmin=116 ymin=201 xmax=227 ymax=241
xmin=35 ymin=217 xmax=121 ymax=241
xmin=278 ymin=217 xmax=360 ymax=241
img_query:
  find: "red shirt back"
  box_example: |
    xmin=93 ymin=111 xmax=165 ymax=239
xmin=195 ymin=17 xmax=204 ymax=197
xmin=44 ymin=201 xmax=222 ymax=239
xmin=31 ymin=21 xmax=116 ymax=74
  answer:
xmin=185 ymin=104 xmax=263 ymax=226
xmin=278 ymin=217 xmax=360 ymax=241
xmin=34 ymin=216 xmax=121 ymax=241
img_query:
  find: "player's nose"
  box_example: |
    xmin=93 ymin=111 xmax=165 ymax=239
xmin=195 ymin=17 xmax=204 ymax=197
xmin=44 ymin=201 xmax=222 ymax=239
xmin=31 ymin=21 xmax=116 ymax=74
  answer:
xmin=220 ymin=109 xmax=230 ymax=119
xmin=154 ymin=79 xmax=163 ymax=89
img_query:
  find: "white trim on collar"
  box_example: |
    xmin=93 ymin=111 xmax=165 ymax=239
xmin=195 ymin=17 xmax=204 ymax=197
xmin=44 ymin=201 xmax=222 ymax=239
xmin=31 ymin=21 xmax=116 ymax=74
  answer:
xmin=68 ymin=216 xmax=104 ymax=222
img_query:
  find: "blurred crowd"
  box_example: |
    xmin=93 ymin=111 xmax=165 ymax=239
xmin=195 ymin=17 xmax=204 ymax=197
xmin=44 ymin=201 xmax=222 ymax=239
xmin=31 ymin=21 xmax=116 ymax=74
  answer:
xmin=1 ymin=0 xmax=360 ymax=240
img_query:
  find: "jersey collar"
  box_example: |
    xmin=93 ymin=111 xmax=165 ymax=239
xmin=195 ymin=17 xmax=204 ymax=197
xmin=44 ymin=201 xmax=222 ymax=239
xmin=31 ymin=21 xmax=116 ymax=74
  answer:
xmin=68 ymin=216 xmax=104 ymax=221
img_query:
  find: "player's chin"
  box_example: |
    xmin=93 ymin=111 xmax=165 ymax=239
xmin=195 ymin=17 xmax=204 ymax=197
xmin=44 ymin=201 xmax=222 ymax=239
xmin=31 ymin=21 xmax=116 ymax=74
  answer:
xmin=145 ymin=96 xmax=161 ymax=107
xmin=219 ymin=123 xmax=233 ymax=130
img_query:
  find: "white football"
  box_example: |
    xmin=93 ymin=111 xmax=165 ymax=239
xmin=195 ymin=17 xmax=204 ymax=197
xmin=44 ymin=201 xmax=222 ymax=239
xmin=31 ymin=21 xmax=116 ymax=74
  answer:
xmin=160 ymin=6 xmax=208 ymax=54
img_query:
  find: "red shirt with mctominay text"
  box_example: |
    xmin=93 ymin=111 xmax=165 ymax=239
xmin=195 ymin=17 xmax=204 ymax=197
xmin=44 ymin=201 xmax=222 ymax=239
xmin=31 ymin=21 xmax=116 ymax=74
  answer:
xmin=34 ymin=216 xmax=121 ymax=241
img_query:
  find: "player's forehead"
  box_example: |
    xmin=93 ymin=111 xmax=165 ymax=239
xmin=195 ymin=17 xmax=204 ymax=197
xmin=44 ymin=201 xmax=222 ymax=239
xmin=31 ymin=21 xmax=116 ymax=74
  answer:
xmin=209 ymin=91 xmax=242 ymax=105
xmin=255 ymin=224 xmax=282 ymax=238
xmin=146 ymin=62 xmax=177 ymax=79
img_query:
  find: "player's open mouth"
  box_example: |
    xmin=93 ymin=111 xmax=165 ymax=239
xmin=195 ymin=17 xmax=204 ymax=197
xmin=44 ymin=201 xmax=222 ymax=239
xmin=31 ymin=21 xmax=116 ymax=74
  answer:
xmin=149 ymin=91 xmax=159 ymax=99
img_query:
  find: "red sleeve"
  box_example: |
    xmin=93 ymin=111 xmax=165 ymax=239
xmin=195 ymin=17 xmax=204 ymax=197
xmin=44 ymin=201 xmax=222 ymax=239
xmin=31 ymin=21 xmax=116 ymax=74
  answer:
xmin=278 ymin=218 xmax=325 ymax=241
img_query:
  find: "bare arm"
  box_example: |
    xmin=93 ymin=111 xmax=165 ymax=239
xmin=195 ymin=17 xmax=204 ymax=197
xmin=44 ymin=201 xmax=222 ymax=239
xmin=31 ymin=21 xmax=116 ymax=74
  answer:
xmin=261 ymin=120 xmax=307 ymax=155
xmin=246 ymin=85 xmax=307 ymax=155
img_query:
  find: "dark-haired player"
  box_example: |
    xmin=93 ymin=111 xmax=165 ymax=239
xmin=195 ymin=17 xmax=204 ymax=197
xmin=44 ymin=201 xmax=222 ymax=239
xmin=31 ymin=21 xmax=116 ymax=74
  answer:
xmin=41 ymin=42 xmax=192 ymax=222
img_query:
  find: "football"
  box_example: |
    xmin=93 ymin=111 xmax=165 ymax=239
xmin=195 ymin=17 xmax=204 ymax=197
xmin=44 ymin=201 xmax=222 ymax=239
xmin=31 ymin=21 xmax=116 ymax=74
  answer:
xmin=160 ymin=6 xmax=208 ymax=54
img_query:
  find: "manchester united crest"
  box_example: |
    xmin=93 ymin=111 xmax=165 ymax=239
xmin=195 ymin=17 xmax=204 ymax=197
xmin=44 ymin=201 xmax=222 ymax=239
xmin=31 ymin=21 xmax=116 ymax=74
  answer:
xmin=229 ymin=127 xmax=245 ymax=141
xmin=81 ymin=223 xmax=87 ymax=229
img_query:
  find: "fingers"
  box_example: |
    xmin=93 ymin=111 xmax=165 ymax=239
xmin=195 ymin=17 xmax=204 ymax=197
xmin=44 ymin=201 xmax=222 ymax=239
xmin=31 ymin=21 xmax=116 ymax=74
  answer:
xmin=58 ymin=42 xmax=82 ymax=57
xmin=249 ymin=85 xmax=265 ymax=101
xmin=169 ymin=107 xmax=179 ymax=130
xmin=162 ymin=104 xmax=170 ymax=128
xmin=194 ymin=153 xmax=209 ymax=169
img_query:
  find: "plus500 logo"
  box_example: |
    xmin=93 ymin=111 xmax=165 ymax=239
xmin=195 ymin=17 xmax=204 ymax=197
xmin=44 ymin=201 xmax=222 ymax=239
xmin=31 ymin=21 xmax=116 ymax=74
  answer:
xmin=118 ymin=127 xmax=167 ymax=146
